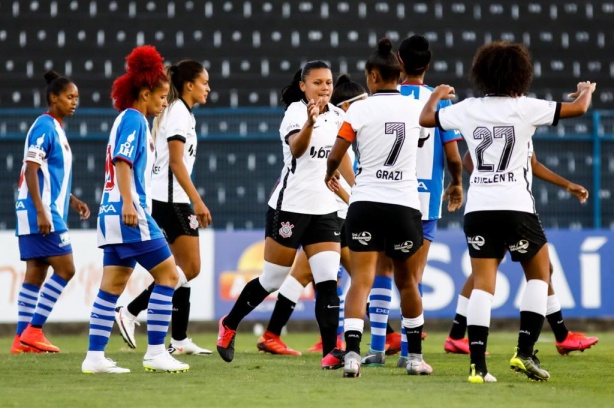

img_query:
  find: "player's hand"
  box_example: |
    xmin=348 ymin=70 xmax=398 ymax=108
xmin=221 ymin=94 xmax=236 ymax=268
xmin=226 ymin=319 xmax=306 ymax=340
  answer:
xmin=194 ymin=199 xmax=212 ymax=228
xmin=433 ymin=85 xmax=456 ymax=100
xmin=443 ymin=183 xmax=463 ymax=212
xmin=325 ymin=171 xmax=341 ymax=192
xmin=568 ymin=81 xmax=597 ymax=98
xmin=121 ymin=202 xmax=138 ymax=228
xmin=70 ymin=195 xmax=91 ymax=220
xmin=307 ymin=98 xmax=321 ymax=125
xmin=567 ymin=183 xmax=589 ymax=204
xmin=36 ymin=210 xmax=52 ymax=236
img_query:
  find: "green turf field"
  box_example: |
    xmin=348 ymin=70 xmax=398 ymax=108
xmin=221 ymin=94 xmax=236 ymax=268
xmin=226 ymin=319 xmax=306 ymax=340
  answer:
xmin=0 ymin=331 xmax=611 ymax=408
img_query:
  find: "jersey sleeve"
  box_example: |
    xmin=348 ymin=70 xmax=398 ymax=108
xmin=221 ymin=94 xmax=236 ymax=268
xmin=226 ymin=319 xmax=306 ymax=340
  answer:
xmin=279 ymin=103 xmax=305 ymax=143
xmin=113 ymin=114 xmax=144 ymax=166
xmin=24 ymin=119 xmax=54 ymax=166
xmin=437 ymin=99 xmax=463 ymax=144
xmin=522 ymin=98 xmax=562 ymax=127
xmin=436 ymin=101 xmax=465 ymax=133
xmin=164 ymin=104 xmax=192 ymax=143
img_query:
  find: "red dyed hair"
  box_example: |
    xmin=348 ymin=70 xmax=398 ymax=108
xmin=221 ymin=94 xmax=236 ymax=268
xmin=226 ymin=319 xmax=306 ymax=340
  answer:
xmin=111 ymin=45 xmax=168 ymax=111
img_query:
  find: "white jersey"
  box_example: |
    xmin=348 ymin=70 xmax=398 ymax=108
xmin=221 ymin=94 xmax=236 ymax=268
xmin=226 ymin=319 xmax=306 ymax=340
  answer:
xmin=338 ymin=90 xmax=424 ymax=209
xmin=268 ymin=100 xmax=344 ymax=214
xmin=336 ymin=147 xmax=355 ymax=219
xmin=436 ymin=96 xmax=561 ymax=214
xmin=151 ymin=99 xmax=197 ymax=204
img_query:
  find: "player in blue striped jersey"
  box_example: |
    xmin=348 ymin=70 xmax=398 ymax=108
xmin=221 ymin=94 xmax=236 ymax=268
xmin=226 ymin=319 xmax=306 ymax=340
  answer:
xmin=81 ymin=46 xmax=188 ymax=374
xmin=12 ymin=71 xmax=90 ymax=355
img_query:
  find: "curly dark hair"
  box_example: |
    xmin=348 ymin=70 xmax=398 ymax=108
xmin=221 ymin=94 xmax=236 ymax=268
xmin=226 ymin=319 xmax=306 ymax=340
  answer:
xmin=469 ymin=41 xmax=533 ymax=97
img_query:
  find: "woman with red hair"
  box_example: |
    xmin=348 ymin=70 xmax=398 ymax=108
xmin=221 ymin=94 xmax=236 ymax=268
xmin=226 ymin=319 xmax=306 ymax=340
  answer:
xmin=81 ymin=45 xmax=188 ymax=374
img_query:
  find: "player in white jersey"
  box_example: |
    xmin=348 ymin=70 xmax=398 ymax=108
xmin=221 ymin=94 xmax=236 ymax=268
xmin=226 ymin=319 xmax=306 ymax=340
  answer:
xmin=114 ymin=60 xmax=213 ymax=356
xmin=12 ymin=71 xmax=90 ymax=354
xmin=82 ymin=46 xmax=188 ymax=374
xmin=217 ymin=61 xmax=355 ymax=366
xmin=255 ymin=74 xmax=365 ymax=358
xmin=419 ymin=41 xmax=597 ymax=383
xmin=444 ymin=144 xmax=598 ymax=356
xmin=325 ymin=38 xmax=429 ymax=378
xmin=361 ymin=35 xmax=464 ymax=368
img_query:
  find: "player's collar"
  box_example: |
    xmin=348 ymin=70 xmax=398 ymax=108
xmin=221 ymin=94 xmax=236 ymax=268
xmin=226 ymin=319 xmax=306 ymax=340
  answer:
xmin=179 ymin=97 xmax=192 ymax=112
xmin=372 ymin=89 xmax=401 ymax=96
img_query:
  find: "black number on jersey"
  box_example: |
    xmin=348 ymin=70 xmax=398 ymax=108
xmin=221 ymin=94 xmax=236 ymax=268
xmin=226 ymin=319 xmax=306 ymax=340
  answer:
xmin=188 ymin=144 xmax=196 ymax=157
xmin=473 ymin=126 xmax=515 ymax=172
xmin=384 ymin=122 xmax=405 ymax=166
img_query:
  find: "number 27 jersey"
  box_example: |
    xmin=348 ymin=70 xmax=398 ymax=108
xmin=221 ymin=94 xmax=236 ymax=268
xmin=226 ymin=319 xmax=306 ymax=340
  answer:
xmin=437 ymin=96 xmax=561 ymax=214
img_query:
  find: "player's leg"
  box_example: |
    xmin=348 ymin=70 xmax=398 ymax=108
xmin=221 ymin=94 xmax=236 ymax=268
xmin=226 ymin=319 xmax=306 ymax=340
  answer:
xmin=12 ymin=259 xmax=47 ymax=354
xmin=257 ymin=249 xmax=311 ymax=356
xmin=362 ymin=255 xmax=393 ymax=366
xmin=444 ymin=274 xmax=473 ymax=354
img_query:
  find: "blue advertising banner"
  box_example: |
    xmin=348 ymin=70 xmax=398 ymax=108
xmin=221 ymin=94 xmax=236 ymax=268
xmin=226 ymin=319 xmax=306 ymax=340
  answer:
xmin=213 ymin=230 xmax=614 ymax=320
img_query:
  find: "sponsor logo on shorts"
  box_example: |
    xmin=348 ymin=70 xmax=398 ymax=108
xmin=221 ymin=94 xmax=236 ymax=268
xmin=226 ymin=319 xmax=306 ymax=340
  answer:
xmin=467 ymin=235 xmax=485 ymax=250
xmin=394 ymin=240 xmax=414 ymax=253
xmin=352 ymin=231 xmax=372 ymax=246
xmin=58 ymin=232 xmax=71 ymax=248
xmin=188 ymin=214 xmax=199 ymax=230
xmin=509 ymin=239 xmax=529 ymax=253
xmin=279 ymin=221 xmax=294 ymax=238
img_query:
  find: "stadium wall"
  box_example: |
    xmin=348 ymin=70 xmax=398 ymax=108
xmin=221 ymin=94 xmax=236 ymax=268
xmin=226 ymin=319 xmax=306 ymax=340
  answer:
xmin=1 ymin=229 xmax=612 ymax=325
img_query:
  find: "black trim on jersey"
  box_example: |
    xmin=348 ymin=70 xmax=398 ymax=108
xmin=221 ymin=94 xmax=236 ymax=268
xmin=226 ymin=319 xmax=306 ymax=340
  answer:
xmin=434 ymin=111 xmax=446 ymax=132
xmin=523 ymin=165 xmax=538 ymax=214
xmin=552 ymin=102 xmax=562 ymax=126
xmin=179 ymin=97 xmax=192 ymax=113
xmin=284 ymin=129 xmax=300 ymax=145
xmin=372 ymin=89 xmax=401 ymax=95
xmin=272 ymin=158 xmax=296 ymax=239
xmin=168 ymin=165 xmax=175 ymax=203
xmin=168 ymin=134 xmax=187 ymax=143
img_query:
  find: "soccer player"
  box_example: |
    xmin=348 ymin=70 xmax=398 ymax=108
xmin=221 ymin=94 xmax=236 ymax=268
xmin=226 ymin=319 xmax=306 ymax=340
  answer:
xmin=255 ymin=74 xmax=365 ymax=358
xmin=419 ymin=41 xmax=596 ymax=383
xmin=81 ymin=45 xmax=189 ymax=374
xmin=13 ymin=71 xmax=90 ymax=354
xmin=361 ymin=34 xmax=464 ymax=368
xmin=216 ymin=61 xmax=354 ymax=366
xmin=444 ymin=149 xmax=598 ymax=355
xmin=114 ymin=59 xmax=213 ymax=356
xmin=325 ymin=38 xmax=429 ymax=378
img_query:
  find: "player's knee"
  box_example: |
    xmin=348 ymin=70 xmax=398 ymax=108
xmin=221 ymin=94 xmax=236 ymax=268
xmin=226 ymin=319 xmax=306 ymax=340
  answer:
xmin=259 ymin=261 xmax=291 ymax=292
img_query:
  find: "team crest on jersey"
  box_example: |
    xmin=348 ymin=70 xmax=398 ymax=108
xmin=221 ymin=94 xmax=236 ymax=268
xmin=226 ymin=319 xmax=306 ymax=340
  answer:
xmin=188 ymin=214 xmax=199 ymax=230
xmin=352 ymin=231 xmax=372 ymax=246
xmin=279 ymin=221 xmax=294 ymax=238
xmin=509 ymin=239 xmax=529 ymax=253
xmin=467 ymin=235 xmax=485 ymax=250
xmin=394 ymin=241 xmax=414 ymax=253
xmin=118 ymin=131 xmax=136 ymax=157
xmin=58 ymin=232 xmax=71 ymax=248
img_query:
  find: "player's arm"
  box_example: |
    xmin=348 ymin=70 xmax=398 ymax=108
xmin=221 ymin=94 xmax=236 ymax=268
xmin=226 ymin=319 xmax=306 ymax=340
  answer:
xmin=442 ymin=141 xmax=463 ymax=211
xmin=168 ymin=140 xmax=211 ymax=227
xmin=115 ymin=159 xmax=138 ymax=228
xmin=288 ymin=98 xmax=322 ymax=158
xmin=325 ymin=137 xmax=351 ymax=192
xmin=419 ymin=85 xmax=456 ymax=128
xmin=560 ymin=81 xmax=596 ymax=118
xmin=462 ymin=151 xmax=474 ymax=174
xmin=333 ymin=152 xmax=354 ymax=205
xmin=531 ymin=152 xmax=589 ymax=203
xmin=24 ymin=161 xmax=51 ymax=236
xmin=69 ymin=194 xmax=90 ymax=220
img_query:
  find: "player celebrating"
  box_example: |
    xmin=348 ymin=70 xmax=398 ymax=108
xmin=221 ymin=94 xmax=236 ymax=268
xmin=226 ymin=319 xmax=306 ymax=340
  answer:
xmin=419 ymin=41 xmax=596 ymax=383
xmin=13 ymin=71 xmax=90 ymax=354
xmin=325 ymin=38 xmax=429 ymax=378
xmin=81 ymin=45 xmax=189 ymax=374
xmin=114 ymin=59 xmax=213 ymax=356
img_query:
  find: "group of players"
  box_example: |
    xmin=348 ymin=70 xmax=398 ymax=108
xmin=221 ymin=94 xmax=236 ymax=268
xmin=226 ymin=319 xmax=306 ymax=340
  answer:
xmin=12 ymin=33 xmax=598 ymax=381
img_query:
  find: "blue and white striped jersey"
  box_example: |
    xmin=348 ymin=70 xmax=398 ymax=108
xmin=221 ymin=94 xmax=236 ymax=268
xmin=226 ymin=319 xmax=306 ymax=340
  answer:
xmin=399 ymin=83 xmax=462 ymax=220
xmin=15 ymin=113 xmax=73 ymax=236
xmin=97 ymin=109 xmax=164 ymax=246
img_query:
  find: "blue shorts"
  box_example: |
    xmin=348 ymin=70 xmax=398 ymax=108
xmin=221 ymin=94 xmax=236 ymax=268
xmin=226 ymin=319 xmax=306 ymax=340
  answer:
xmin=102 ymin=238 xmax=171 ymax=270
xmin=422 ymin=219 xmax=438 ymax=242
xmin=18 ymin=231 xmax=73 ymax=261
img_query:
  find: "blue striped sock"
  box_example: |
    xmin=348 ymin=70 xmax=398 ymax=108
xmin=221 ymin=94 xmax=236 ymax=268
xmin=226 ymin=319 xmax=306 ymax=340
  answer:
xmin=30 ymin=274 xmax=67 ymax=327
xmin=88 ymin=290 xmax=119 ymax=351
xmin=369 ymin=276 xmax=392 ymax=352
xmin=337 ymin=285 xmax=344 ymax=337
xmin=16 ymin=283 xmax=40 ymax=335
xmin=147 ymin=284 xmax=174 ymax=346
xmin=400 ymin=284 xmax=422 ymax=358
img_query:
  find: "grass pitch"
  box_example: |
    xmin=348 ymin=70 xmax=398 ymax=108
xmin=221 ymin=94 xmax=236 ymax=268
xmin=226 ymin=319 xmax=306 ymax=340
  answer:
xmin=0 ymin=331 xmax=611 ymax=408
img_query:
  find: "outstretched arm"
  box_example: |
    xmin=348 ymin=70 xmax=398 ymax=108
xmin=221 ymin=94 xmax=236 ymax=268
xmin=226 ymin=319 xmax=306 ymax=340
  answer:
xmin=532 ymin=153 xmax=588 ymax=203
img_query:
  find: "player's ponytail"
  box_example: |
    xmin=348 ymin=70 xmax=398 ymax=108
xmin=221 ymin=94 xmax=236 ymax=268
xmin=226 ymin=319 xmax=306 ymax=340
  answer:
xmin=365 ymin=38 xmax=401 ymax=83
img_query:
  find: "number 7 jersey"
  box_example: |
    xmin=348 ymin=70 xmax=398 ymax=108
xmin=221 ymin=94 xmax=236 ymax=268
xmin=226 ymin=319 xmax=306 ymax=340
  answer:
xmin=436 ymin=96 xmax=561 ymax=214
